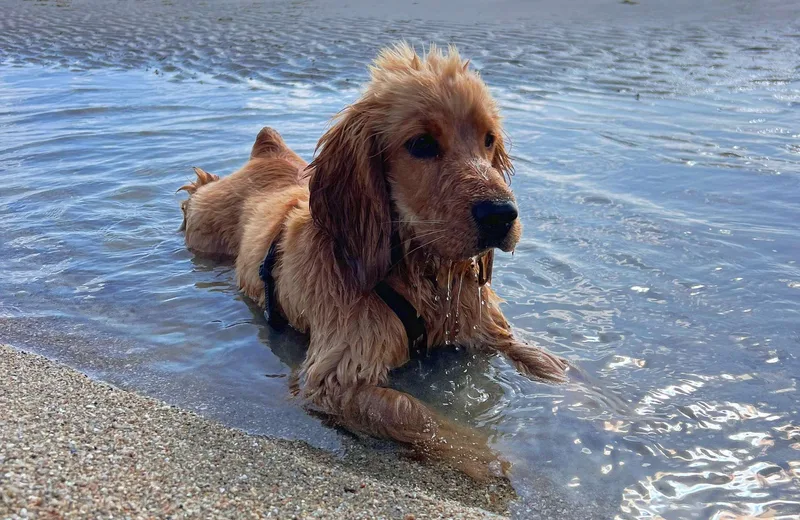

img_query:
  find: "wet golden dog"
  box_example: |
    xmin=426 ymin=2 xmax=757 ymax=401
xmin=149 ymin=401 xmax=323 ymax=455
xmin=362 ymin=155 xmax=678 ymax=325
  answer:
xmin=179 ymin=43 xmax=567 ymax=477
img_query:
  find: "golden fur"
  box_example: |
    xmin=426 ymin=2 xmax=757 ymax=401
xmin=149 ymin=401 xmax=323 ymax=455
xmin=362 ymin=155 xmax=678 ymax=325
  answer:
xmin=179 ymin=44 xmax=568 ymax=477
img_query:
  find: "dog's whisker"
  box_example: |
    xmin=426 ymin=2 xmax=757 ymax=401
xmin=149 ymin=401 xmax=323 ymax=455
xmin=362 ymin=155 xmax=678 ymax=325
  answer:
xmin=396 ymin=229 xmax=446 ymax=250
xmin=402 ymin=229 xmax=445 ymax=243
xmin=384 ymin=220 xmax=446 ymax=224
xmin=408 ymin=230 xmax=447 ymax=246
xmin=392 ymin=233 xmax=447 ymax=269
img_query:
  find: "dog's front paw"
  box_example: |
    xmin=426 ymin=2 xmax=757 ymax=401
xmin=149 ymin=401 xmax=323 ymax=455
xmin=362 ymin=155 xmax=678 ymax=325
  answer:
xmin=506 ymin=345 xmax=568 ymax=383
xmin=456 ymin=452 xmax=511 ymax=482
xmin=428 ymin=421 xmax=511 ymax=482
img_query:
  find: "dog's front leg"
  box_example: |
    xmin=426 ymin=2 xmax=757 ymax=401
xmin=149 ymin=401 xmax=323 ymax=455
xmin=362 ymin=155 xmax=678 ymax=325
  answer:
xmin=491 ymin=335 xmax=569 ymax=383
xmin=476 ymin=302 xmax=568 ymax=383
xmin=308 ymin=380 xmax=503 ymax=479
xmin=345 ymin=384 xmax=508 ymax=479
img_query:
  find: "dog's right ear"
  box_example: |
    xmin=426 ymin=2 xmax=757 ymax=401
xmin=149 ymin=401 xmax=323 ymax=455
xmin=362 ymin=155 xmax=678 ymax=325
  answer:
xmin=308 ymin=103 xmax=393 ymax=293
xmin=251 ymin=127 xmax=289 ymax=160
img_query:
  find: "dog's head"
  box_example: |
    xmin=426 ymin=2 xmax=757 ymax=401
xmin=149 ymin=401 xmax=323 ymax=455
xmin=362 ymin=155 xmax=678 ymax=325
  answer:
xmin=309 ymin=43 xmax=520 ymax=292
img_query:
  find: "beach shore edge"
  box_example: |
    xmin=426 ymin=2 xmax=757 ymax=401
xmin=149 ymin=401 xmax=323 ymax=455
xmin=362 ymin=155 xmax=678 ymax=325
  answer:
xmin=0 ymin=343 xmax=511 ymax=519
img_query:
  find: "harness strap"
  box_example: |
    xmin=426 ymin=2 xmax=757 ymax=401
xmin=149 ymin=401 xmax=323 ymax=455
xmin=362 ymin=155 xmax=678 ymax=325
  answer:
xmin=258 ymin=229 xmax=429 ymax=360
xmin=260 ymin=229 xmax=493 ymax=362
xmin=382 ymin=230 xmax=429 ymax=358
xmin=258 ymin=230 xmax=288 ymax=330
xmin=374 ymin=280 xmax=428 ymax=359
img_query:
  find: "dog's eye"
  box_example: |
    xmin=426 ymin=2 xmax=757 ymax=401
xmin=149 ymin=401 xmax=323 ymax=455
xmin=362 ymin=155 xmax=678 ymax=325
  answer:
xmin=405 ymin=134 xmax=440 ymax=159
xmin=484 ymin=132 xmax=496 ymax=148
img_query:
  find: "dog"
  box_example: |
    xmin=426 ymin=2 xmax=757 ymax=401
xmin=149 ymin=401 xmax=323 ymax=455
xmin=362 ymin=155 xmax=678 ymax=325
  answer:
xmin=179 ymin=43 xmax=568 ymax=477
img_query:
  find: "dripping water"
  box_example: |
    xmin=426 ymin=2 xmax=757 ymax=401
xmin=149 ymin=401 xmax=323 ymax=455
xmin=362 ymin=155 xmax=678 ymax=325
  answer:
xmin=478 ymin=284 xmax=483 ymax=322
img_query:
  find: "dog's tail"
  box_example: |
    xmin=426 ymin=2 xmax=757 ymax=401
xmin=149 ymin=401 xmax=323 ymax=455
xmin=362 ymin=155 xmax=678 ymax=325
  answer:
xmin=177 ymin=166 xmax=219 ymax=231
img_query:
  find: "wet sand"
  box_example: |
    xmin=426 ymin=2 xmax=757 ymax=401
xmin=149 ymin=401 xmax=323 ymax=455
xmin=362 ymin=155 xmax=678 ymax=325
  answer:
xmin=0 ymin=344 xmax=513 ymax=519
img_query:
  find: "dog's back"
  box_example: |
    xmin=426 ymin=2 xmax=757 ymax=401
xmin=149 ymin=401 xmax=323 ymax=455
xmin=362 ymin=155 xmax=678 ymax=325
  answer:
xmin=180 ymin=127 xmax=308 ymax=258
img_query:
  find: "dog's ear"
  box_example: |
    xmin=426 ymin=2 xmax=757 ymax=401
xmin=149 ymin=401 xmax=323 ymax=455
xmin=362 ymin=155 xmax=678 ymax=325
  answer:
xmin=492 ymin=133 xmax=514 ymax=183
xmin=251 ymin=127 xmax=288 ymax=159
xmin=308 ymin=104 xmax=392 ymax=293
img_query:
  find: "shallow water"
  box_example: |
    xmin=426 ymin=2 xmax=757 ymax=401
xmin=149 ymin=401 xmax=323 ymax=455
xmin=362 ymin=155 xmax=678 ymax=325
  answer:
xmin=2 ymin=1 xmax=800 ymax=518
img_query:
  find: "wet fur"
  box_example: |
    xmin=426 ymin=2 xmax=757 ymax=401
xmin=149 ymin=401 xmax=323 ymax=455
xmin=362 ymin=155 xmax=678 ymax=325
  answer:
xmin=179 ymin=44 xmax=567 ymax=478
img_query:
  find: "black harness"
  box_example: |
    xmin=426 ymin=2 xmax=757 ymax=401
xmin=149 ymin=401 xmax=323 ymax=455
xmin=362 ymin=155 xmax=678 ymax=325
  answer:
xmin=374 ymin=232 xmax=428 ymax=358
xmin=258 ymin=231 xmax=288 ymax=331
xmin=258 ymin=231 xmax=428 ymax=359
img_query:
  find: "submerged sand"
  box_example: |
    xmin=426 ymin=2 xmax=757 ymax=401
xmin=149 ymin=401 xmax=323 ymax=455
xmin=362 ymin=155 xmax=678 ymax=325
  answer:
xmin=0 ymin=344 xmax=513 ymax=519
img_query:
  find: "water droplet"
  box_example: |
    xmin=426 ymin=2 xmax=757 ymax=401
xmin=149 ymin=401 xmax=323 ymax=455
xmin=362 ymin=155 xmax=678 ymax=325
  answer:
xmin=473 ymin=325 xmax=478 ymax=330
xmin=482 ymin=300 xmax=486 ymax=305
xmin=434 ymin=295 xmax=439 ymax=302
xmin=446 ymin=313 xmax=451 ymax=318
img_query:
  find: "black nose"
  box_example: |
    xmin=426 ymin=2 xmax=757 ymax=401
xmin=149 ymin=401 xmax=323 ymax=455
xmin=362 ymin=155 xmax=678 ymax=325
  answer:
xmin=472 ymin=200 xmax=518 ymax=245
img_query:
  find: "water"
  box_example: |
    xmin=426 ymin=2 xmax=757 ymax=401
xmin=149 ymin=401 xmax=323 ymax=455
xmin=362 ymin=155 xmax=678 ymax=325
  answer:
xmin=2 ymin=1 xmax=800 ymax=518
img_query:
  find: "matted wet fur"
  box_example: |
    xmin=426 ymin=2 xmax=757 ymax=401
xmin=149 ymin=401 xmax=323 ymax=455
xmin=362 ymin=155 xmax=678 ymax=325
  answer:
xmin=179 ymin=43 xmax=568 ymax=478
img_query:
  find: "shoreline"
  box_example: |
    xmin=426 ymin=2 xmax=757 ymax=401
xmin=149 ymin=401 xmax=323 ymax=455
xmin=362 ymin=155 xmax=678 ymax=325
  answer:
xmin=0 ymin=343 xmax=512 ymax=518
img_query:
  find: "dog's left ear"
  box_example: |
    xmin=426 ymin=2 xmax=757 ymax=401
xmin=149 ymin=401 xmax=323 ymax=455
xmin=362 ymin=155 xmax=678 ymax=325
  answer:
xmin=492 ymin=133 xmax=514 ymax=183
xmin=308 ymin=103 xmax=393 ymax=293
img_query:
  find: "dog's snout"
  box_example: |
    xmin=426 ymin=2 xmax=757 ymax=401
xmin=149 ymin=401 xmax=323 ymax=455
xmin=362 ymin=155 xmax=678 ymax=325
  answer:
xmin=472 ymin=200 xmax=518 ymax=245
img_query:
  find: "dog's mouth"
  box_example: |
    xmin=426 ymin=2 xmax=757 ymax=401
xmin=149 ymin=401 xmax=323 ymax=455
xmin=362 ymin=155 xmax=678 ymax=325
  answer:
xmin=477 ymin=226 xmax=517 ymax=251
xmin=474 ymin=235 xmax=517 ymax=259
xmin=480 ymin=238 xmax=514 ymax=253
xmin=434 ymin=229 xmax=518 ymax=263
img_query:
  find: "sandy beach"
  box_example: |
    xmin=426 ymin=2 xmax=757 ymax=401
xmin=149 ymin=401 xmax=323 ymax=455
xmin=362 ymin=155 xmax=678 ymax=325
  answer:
xmin=1 ymin=344 xmax=516 ymax=519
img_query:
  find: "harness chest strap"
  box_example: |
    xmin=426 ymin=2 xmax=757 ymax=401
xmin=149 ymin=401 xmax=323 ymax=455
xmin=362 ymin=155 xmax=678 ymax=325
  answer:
xmin=258 ymin=233 xmax=428 ymax=359
xmin=258 ymin=230 xmax=288 ymax=330
xmin=374 ymin=280 xmax=428 ymax=359
xmin=259 ymin=235 xmax=495 ymax=362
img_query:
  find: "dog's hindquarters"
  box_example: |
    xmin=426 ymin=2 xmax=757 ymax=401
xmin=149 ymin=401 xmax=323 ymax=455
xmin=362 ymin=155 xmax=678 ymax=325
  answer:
xmin=179 ymin=127 xmax=308 ymax=258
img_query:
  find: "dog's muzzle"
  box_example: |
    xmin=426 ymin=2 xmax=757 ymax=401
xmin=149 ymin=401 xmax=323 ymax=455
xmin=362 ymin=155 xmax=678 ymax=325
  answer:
xmin=472 ymin=199 xmax=518 ymax=248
